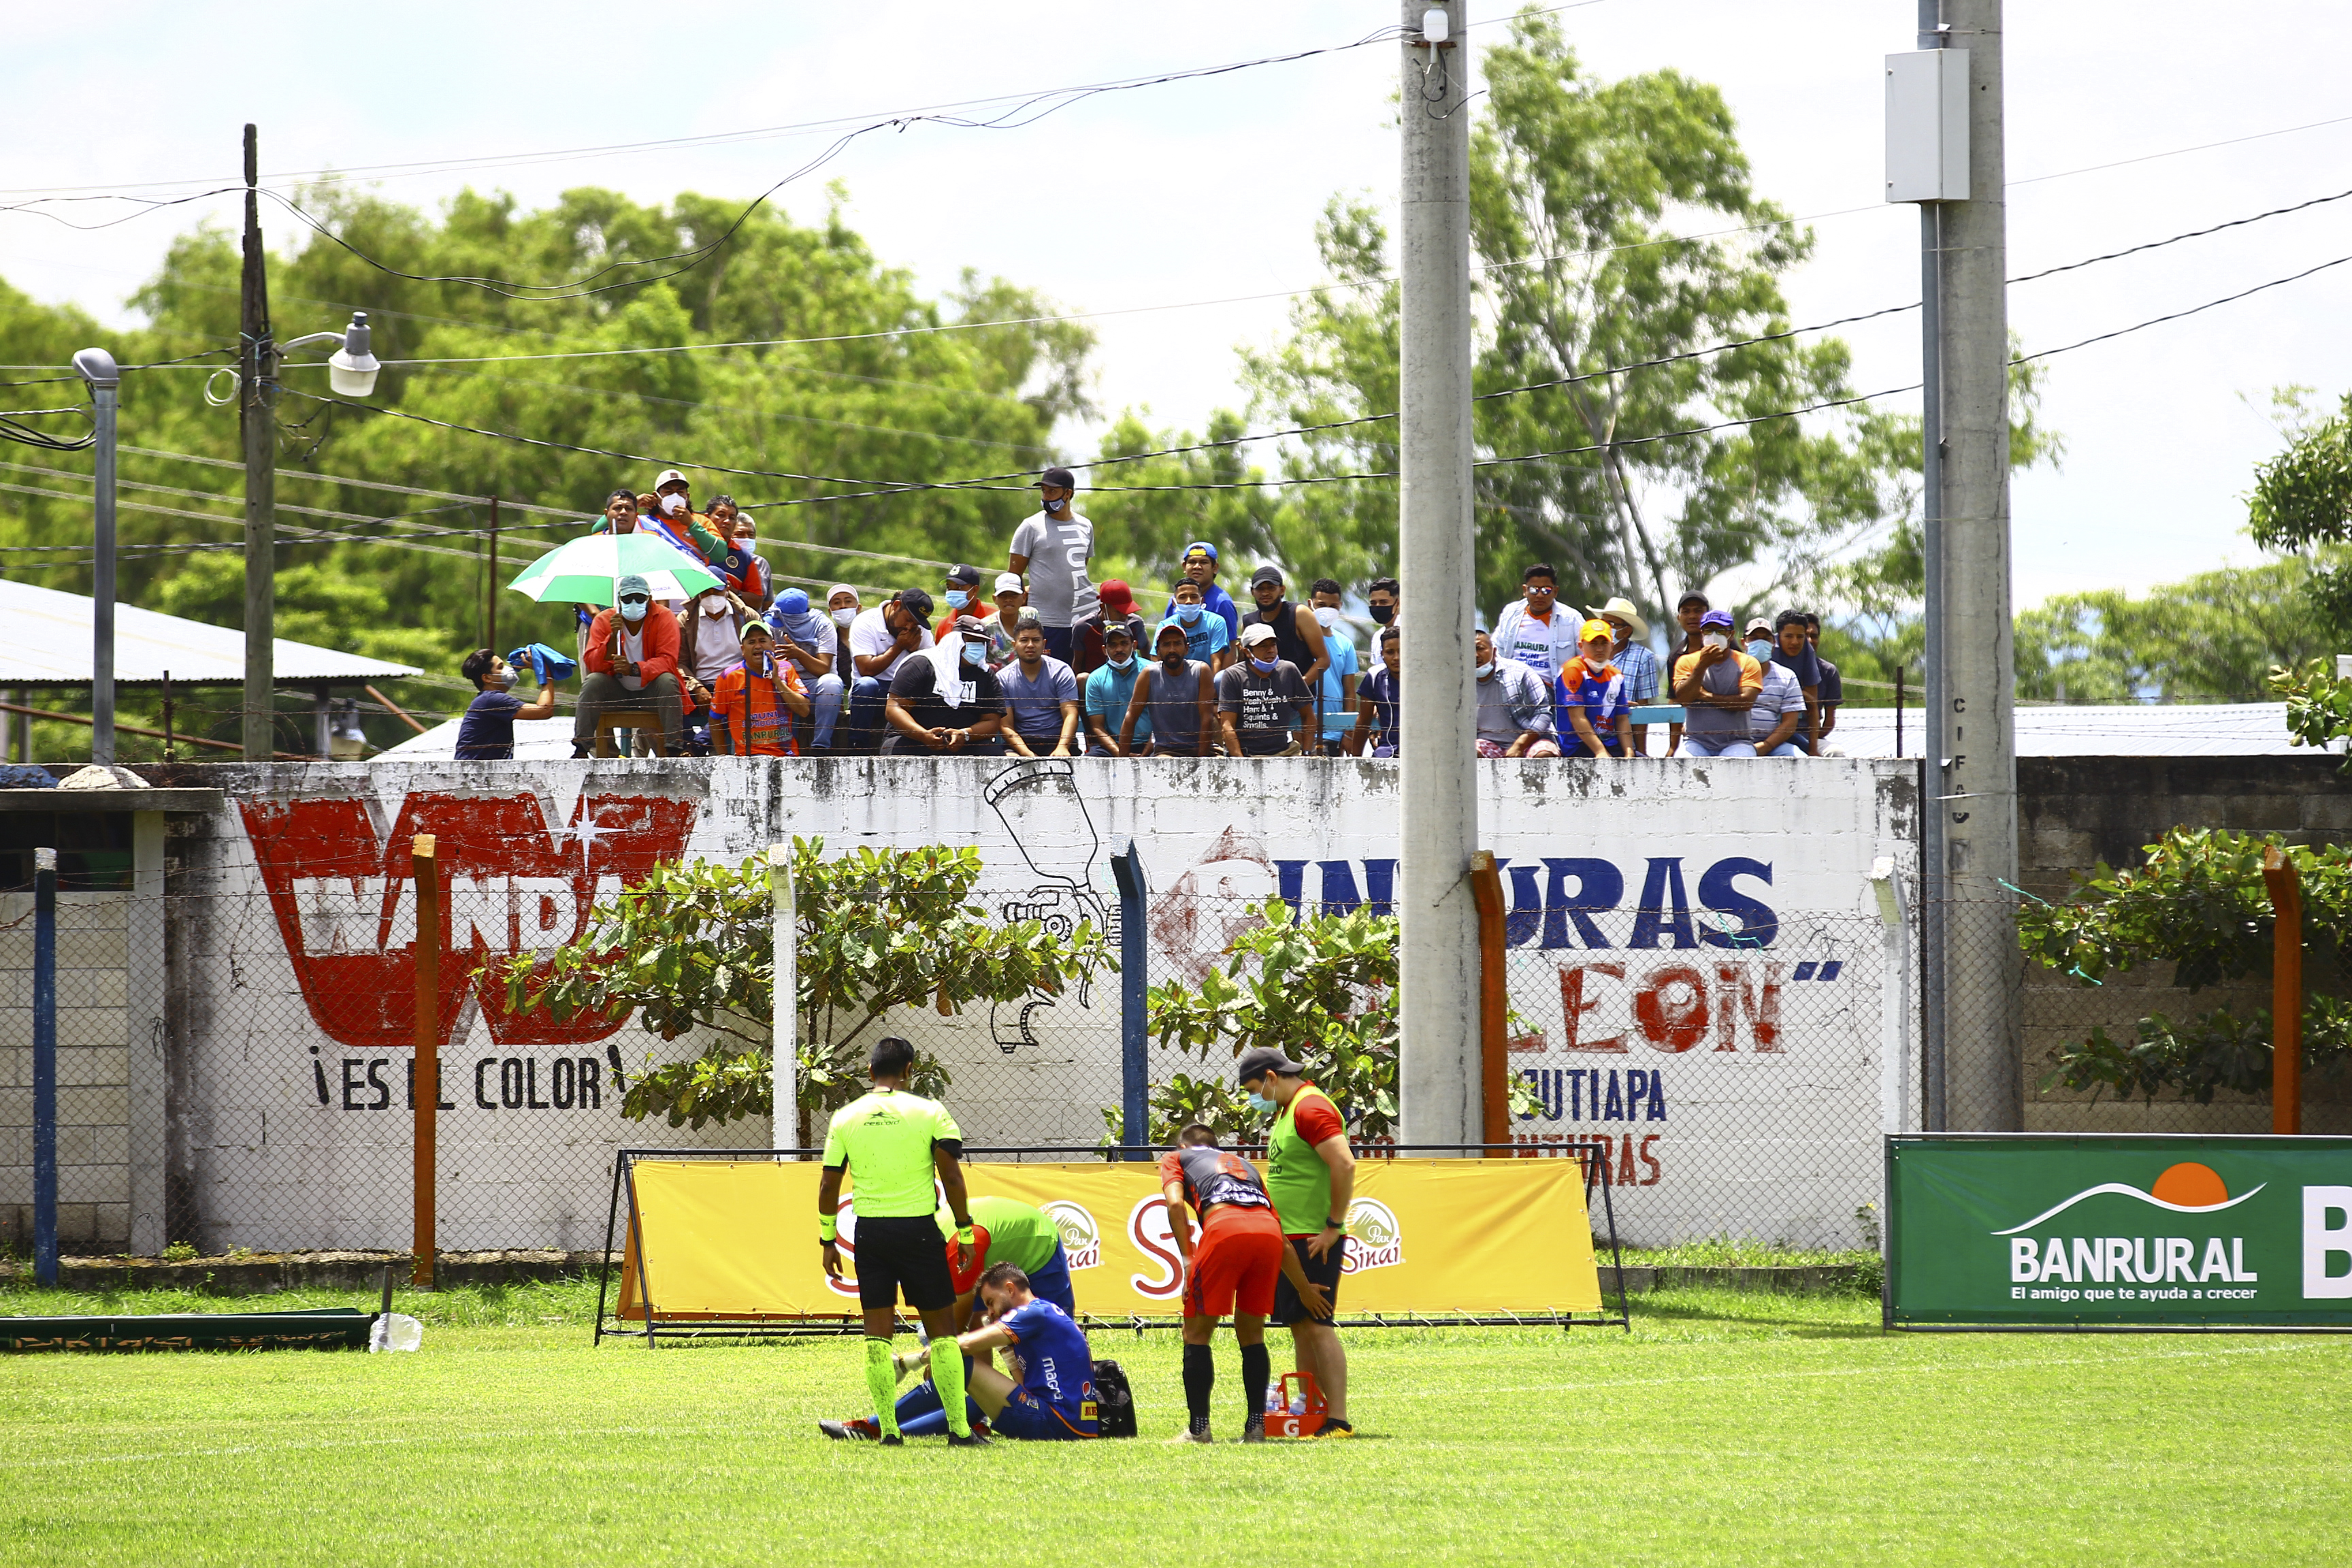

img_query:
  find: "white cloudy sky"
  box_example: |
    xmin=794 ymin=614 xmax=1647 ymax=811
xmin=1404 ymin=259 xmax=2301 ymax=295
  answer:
xmin=10 ymin=1 xmax=2351 ymax=610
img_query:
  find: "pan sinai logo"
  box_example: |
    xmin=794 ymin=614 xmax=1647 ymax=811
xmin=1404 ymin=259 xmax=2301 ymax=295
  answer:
xmin=1041 ymin=1200 xmax=1102 ymax=1271
xmin=1342 ymin=1199 xmax=1405 ymax=1274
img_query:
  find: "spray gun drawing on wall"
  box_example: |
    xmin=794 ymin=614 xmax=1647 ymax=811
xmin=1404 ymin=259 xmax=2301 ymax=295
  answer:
xmin=981 ymin=758 xmax=1111 ymax=1052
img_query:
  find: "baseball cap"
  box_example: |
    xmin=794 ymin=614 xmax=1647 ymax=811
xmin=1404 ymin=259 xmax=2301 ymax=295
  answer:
xmin=896 ymin=587 xmax=934 ymax=619
xmin=654 ymin=469 xmax=689 ymax=489
xmin=1183 ymin=541 xmax=1219 ymax=562
xmin=945 ymin=564 xmax=982 ymax=588
xmin=1250 ymin=565 xmax=1285 ymax=589
xmin=1677 ymin=590 xmax=1711 ymax=611
xmin=994 ymin=572 xmax=1026 ymax=596
xmin=1235 ymin=1046 xmax=1304 ymax=1085
xmin=1579 ymin=618 xmax=1615 ymax=644
xmin=1239 ymin=622 xmax=1277 ymax=647
xmin=1744 ymin=617 xmax=1775 ymax=638
xmin=952 ymin=615 xmax=988 ymax=637
xmin=1699 ymin=610 xmax=1735 ymax=630
xmin=614 ymin=574 xmax=652 ymax=601
xmin=1015 ymin=608 xmax=1044 ymax=631
xmin=776 ymin=588 xmax=811 ymax=616
xmin=1034 ymin=465 xmax=1077 ymax=489
xmin=737 ymin=619 xmax=772 ymax=643
xmin=1098 ymin=579 xmax=1135 ymax=614
xmin=827 ymin=583 xmax=858 ymax=604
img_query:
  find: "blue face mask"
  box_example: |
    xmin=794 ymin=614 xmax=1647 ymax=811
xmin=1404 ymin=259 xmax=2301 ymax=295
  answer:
xmin=1250 ymin=655 xmax=1279 ymax=674
xmin=1245 ymin=1092 xmax=1277 ymax=1115
xmin=947 ymin=589 xmax=970 ymax=610
xmin=962 ymin=641 xmax=985 ymax=668
xmin=1108 ymin=653 xmax=1135 ymax=671
xmin=1175 ymin=602 xmax=1203 ymax=625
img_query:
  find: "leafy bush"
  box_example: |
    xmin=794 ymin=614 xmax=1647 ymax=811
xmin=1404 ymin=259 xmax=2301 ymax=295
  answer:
xmin=2017 ymin=828 xmax=2352 ymax=1101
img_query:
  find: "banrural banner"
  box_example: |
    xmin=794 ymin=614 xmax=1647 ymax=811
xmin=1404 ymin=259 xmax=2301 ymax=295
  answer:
xmin=614 ymin=1156 xmax=1605 ymax=1320
xmin=1887 ymin=1134 xmax=2352 ymax=1328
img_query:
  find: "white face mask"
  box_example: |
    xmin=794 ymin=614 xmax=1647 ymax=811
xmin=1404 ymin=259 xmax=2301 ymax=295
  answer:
xmin=832 ymin=606 xmax=857 ymax=627
xmin=1474 ymin=660 xmax=1495 ymax=680
xmin=619 ymin=600 xmax=649 ymax=625
xmin=485 ymin=666 xmax=515 ymax=690
xmin=1313 ymin=605 xmax=1342 ymax=632
xmin=1703 ymin=632 xmax=1729 ymax=650
xmin=702 ymin=597 xmax=730 ymax=618
xmin=660 ymin=492 xmax=687 ymax=516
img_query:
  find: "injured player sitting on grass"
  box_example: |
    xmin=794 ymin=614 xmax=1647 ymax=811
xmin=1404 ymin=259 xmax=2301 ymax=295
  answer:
xmin=821 ymin=1262 xmax=1100 ymax=1442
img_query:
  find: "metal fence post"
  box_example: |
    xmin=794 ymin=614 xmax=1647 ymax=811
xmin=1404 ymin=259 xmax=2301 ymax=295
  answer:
xmin=32 ymin=847 xmax=57 ymax=1286
xmin=1109 ymin=838 xmax=1148 ymax=1159
xmin=411 ymin=834 xmax=438 ymax=1287
xmin=1469 ymin=851 xmax=1509 ymax=1155
xmin=2263 ymin=846 xmax=2303 ymax=1135
xmin=770 ymin=843 xmax=796 ymax=1152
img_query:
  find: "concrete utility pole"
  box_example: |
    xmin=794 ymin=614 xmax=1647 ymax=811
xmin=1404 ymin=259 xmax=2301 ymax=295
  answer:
xmin=241 ymin=123 xmax=277 ymax=763
xmin=1893 ymin=2 xmax=2019 ymax=1130
xmin=1933 ymin=0 xmax=2019 ymax=1132
xmin=74 ymin=348 xmax=120 ymax=765
xmin=1396 ymin=0 xmax=1482 ymax=1148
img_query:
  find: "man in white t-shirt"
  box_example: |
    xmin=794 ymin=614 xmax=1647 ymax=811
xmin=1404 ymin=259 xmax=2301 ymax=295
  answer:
xmin=1007 ymin=465 xmax=1097 ymax=666
xmin=842 ymin=589 xmax=935 ymax=755
xmin=1489 ymin=563 xmax=1581 ymax=679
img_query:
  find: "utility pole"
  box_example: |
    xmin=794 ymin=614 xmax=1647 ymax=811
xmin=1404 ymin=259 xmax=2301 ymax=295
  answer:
xmin=1933 ymin=0 xmax=2019 ymax=1131
xmin=240 ymin=123 xmax=277 ymax=763
xmin=1396 ymin=0 xmax=1482 ymax=1148
xmin=1890 ymin=3 xmax=2018 ymax=1130
xmin=74 ymin=348 xmax=120 ymax=764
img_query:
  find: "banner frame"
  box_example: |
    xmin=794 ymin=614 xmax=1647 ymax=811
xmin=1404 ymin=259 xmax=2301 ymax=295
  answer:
xmin=1884 ymin=1131 xmax=2352 ymax=1336
xmin=595 ymin=1143 xmax=1631 ymax=1344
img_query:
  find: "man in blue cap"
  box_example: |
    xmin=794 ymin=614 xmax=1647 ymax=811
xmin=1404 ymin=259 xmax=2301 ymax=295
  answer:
xmin=1164 ymin=542 xmax=1241 ymax=646
xmin=764 ymin=588 xmax=847 ymax=752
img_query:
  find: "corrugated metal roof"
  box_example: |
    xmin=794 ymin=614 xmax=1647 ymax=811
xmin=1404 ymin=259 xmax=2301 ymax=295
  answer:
xmin=1821 ymin=702 xmax=2316 ymax=758
xmin=0 ymin=578 xmax=422 ymax=687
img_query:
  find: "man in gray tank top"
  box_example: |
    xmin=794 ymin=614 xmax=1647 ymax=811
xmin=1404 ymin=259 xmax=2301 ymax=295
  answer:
xmin=1122 ymin=621 xmax=1218 ymax=756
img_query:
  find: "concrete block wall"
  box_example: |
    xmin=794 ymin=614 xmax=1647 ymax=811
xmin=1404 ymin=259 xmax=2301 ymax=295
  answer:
xmin=0 ymin=891 xmax=133 ymax=1248
xmin=2016 ymin=756 xmax=2352 ymax=1134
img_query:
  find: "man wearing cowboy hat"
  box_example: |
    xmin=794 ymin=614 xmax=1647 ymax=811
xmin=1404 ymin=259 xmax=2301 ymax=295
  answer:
xmin=1587 ymin=596 xmax=1660 ymax=757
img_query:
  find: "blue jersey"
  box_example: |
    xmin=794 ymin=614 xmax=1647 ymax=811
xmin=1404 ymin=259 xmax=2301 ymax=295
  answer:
xmin=997 ymin=1298 xmax=1098 ymax=1435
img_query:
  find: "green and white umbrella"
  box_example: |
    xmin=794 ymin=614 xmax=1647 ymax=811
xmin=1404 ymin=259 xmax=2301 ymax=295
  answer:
xmin=506 ymin=532 xmax=722 ymax=606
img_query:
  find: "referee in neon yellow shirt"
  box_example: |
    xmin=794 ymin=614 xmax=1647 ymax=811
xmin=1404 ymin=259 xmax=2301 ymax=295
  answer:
xmin=816 ymin=1036 xmax=986 ymax=1447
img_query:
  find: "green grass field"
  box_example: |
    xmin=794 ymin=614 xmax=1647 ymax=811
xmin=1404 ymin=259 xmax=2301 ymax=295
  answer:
xmin=3 ymin=1278 xmax=2346 ymax=1566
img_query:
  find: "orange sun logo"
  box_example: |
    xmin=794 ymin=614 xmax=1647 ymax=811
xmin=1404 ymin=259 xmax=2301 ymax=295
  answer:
xmin=2149 ymin=1162 xmax=2230 ymax=1209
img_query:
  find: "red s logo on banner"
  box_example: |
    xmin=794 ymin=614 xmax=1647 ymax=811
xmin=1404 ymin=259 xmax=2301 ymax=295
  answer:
xmin=239 ymin=791 xmax=698 ymax=1051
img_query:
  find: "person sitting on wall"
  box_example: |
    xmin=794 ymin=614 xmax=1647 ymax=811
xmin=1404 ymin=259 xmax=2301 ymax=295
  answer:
xmin=1472 ymin=630 xmax=1560 ymax=757
xmin=1344 ymin=625 xmax=1401 ymax=757
xmin=709 ymin=621 xmax=813 ymax=757
xmin=1744 ymin=618 xmax=1806 ymax=758
xmin=1082 ymin=619 xmax=1147 ymax=757
xmin=882 ymin=615 xmax=1007 ymax=756
xmin=1671 ymin=610 xmax=1762 ymax=758
xmin=455 ymin=648 xmax=557 ymax=761
xmin=573 ymin=573 xmax=684 ymax=757
xmin=1120 ymin=621 xmax=1217 ymax=757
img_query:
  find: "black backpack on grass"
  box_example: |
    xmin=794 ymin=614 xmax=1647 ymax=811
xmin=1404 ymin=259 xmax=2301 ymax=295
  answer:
xmin=1090 ymin=1359 xmax=1137 ymax=1438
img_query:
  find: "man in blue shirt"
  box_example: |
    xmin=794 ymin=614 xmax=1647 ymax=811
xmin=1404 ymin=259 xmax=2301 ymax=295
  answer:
xmin=1164 ymin=542 xmax=1241 ymax=646
xmin=1082 ymin=621 xmax=1147 ymax=756
xmin=1000 ymin=617 xmax=1081 ymax=757
xmin=824 ymin=1260 xmax=1099 ymax=1441
xmin=455 ymin=649 xmax=556 ymax=760
xmin=1166 ymin=576 xmax=1232 ymax=672
xmin=1345 ymin=627 xmax=1401 ymax=757
xmin=1308 ymin=580 xmax=1360 ymax=754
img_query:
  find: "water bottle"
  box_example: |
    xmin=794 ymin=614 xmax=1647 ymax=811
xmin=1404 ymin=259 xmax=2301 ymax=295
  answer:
xmin=1264 ymin=1383 xmax=1282 ymax=1414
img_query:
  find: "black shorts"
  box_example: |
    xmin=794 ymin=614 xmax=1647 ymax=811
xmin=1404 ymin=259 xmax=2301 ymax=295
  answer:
xmin=1271 ymin=1233 xmax=1346 ymax=1326
xmin=853 ymin=1215 xmax=956 ymax=1313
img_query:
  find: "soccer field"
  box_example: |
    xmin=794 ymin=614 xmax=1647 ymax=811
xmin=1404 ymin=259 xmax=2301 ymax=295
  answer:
xmin=2 ymin=1280 xmax=2345 ymax=1567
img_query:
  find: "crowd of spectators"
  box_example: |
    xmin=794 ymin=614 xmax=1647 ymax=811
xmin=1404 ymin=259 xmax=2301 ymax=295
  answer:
xmin=448 ymin=468 xmax=1846 ymax=762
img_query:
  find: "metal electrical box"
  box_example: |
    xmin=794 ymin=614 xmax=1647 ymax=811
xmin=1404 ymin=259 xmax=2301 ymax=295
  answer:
xmin=1885 ymin=49 xmax=1970 ymax=202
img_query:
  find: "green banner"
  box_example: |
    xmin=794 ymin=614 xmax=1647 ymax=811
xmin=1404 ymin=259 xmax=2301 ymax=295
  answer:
xmin=1889 ymin=1134 xmax=2352 ymax=1328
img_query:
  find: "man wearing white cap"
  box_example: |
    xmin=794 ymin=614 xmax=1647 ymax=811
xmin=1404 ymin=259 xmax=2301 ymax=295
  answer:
xmin=1588 ymin=596 xmax=1660 ymax=757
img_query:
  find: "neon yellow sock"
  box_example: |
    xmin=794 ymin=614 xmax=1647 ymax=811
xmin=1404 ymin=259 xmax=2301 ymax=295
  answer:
xmin=864 ymin=1338 xmax=900 ymax=1436
xmin=928 ymin=1338 xmax=970 ymax=1438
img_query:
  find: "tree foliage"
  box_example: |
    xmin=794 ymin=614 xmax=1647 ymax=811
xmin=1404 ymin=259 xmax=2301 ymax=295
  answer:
xmin=493 ymin=840 xmax=1111 ymax=1135
xmin=2016 ymin=828 xmax=2352 ymax=1102
xmin=0 ymin=184 xmax=1094 ymax=759
xmin=1241 ymin=15 xmax=1920 ymax=625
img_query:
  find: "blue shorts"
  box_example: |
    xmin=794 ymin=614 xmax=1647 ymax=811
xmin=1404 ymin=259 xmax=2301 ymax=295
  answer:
xmin=991 ymin=1386 xmax=1096 ymax=1441
xmin=1022 ymin=1243 xmax=1077 ymax=1318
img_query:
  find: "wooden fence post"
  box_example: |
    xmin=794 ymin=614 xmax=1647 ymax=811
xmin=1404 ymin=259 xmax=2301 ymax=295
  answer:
xmin=1469 ymin=851 xmax=1510 ymax=1156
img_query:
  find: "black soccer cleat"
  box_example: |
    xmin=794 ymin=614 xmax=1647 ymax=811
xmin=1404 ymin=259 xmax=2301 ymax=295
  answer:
xmin=947 ymin=1430 xmax=992 ymax=1448
xmin=1241 ymin=1417 xmax=1267 ymax=1444
xmin=880 ymin=1433 xmax=904 ymax=1446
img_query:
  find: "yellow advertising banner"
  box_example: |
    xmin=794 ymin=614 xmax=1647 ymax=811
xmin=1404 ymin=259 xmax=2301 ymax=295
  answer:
xmin=618 ymin=1156 xmax=1601 ymax=1320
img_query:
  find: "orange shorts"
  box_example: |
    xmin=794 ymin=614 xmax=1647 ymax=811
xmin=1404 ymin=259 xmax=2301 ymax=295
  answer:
xmin=1183 ymin=1208 xmax=1285 ymax=1320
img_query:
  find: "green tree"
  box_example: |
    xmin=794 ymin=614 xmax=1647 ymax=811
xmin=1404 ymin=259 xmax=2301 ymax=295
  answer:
xmin=0 ymin=184 xmax=1096 ymax=760
xmin=2249 ymin=387 xmax=2352 ymax=638
xmin=1241 ymin=14 xmax=1918 ymax=623
xmin=493 ymin=840 xmax=1111 ymax=1138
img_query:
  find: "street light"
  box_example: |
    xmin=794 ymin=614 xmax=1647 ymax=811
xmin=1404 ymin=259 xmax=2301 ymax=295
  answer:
xmin=282 ymin=311 xmax=380 ymax=398
xmin=71 ymin=347 xmax=120 ymax=766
